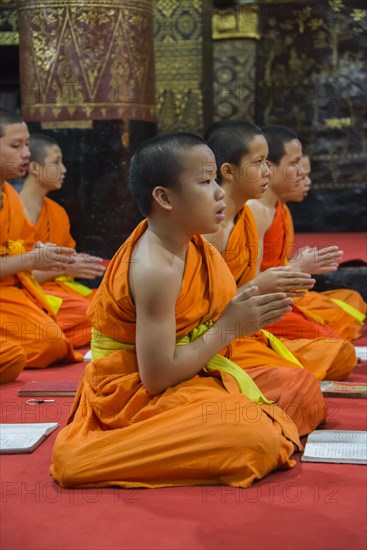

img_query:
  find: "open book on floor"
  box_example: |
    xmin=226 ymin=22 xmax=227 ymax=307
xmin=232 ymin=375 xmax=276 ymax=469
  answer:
xmin=320 ymin=381 xmax=367 ymax=399
xmin=0 ymin=423 xmax=59 ymax=454
xmin=18 ymin=380 xmax=78 ymax=397
xmin=355 ymin=346 xmax=367 ymax=362
xmin=301 ymin=430 xmax=367 ymax=465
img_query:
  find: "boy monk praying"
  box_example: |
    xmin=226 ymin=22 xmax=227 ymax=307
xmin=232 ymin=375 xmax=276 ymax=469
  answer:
xmin=0 ymin=109 xmax=83 ymax=382
xmin=51 ymin=133 xmax=326 ymax=489
xmin=249 ymin=125 xmax=366 ymax=342
xmin=203 ymin=120 xmax=355 ymax=381
xmin=20 ymin=134 xmax=106 ymax=347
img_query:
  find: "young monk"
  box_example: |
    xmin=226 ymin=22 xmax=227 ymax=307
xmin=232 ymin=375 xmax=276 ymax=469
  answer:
xmin=203 ymin=120 xmax=356 ymax=381
xmin=0 ymin=109 xmax=83 ymax=382
xmin=20 ymin=134 xmax=106 ymax=347
xmin=51 ymin=133 xmax=327 ymax=489
xmin=249 ymin=125 xmax=366 ymax=341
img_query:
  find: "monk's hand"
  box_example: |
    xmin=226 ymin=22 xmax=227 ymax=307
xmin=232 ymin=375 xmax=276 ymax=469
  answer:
xmin=226 ymin=286 xmax=293 ymax=337
xmin=31 ymin=242 xmax=76 ymax=271
xmin=63 ymin=252 xmax=106 ymax=279
xmin=290 ymin=246 xmax=343 ymax=275
xmin=254 ymin=266 xmax=315 ymax=296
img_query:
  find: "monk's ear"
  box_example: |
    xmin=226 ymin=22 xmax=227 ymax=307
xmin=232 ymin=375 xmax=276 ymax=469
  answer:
xmin=220 ymin=162 xmax=234 ymax=182
xmin=27 ymin=161 xmax=39 ymax=175
xmin=152 ymin=186 xmax=173 ymax=211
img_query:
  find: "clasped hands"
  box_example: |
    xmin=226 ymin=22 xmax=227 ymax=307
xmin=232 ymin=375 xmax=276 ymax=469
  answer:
xmin=253 ymin=266 xmax=316 ymax=297
xmin=289 ymin=245 xmax=343 ymax=275
xmin=31 ymin=241 xmax=106 ymax=279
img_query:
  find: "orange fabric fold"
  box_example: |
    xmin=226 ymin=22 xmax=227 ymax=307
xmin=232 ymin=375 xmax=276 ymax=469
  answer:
xmin=51 ymin=220 xmax=326 ymax=490
xmin=223 ymin=206 xmax=258 ymax=286
xmin=31 ymin=197 xmax=92 ymax=347
xmin=0 ymin=182 xmax=82 ymax=377
xmin=261 ymin=202 xmax=294 ymax=271
xmin=221 ymin=205 xmax=355 ymax=381
xmin=261 ymin=201 xmax=366 ymax=341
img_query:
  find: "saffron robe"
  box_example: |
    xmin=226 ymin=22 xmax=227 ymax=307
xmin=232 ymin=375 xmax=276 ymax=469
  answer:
xmin=0 ymin=337 xmax=26 ymax=383
xmin=261 ymin=202 xmax=366 ymax=341
xmin=0 ymin=182 xmax=83 ymax=374
xmin=30 ymin=197 xmax=92 ymax=347
xmin=50 ymin=221 xmax=326 ymax=489
xmin=223 ymin=206 xmax=356 ymax=381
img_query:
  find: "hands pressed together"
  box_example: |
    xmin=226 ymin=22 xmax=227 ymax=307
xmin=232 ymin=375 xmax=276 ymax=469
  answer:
xmin=31 ymin=242 xmax=105 ymax=279
xmin=253 ymin=265 xmax=316 ymax=297
xmin=289 ymin=245 xmax=343 ymax=275
xmin=224 ymin=285 xmax=293 ymax=339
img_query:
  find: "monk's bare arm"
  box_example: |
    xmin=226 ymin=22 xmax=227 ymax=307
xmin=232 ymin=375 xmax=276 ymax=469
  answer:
xmin=133 ymin=265 xmax=293 ymax=395
xmin=247 ymin=200 xmax=272 ymax=274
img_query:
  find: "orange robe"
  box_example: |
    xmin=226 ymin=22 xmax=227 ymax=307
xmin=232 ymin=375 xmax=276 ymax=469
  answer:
xmin=29 ymin=197 xmax=92 ymax=347
xmin=261 ymin=202 xmax=366 ymax=341
xmin=223 ymin=206 xmax=356 ymax=381
xmin=50 ymin=221 xmax=326 ymax=489
xmin=0 ymin=182 xmax=83 ymax=376
xmin=0 ymin=338 xmax=26 ymax=383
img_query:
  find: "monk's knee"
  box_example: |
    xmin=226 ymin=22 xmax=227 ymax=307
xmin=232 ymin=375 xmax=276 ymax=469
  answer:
xmin=0 ymin=343 xmax=26 ymax=383
xmin=202 ymin=397 xmax=278 ymax=452
xmin=282 ymin=369 xmax=327 ymax=434
xmin=331 ymin=340 xmax=357 ymax=380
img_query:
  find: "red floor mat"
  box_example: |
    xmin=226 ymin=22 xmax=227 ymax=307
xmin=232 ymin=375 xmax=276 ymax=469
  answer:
xmin=1 ymin=353 xmax=366 ymax=550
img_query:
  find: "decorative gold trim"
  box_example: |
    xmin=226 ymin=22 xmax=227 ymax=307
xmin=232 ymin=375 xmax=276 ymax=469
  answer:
xmin=212 ymin=4 xmax=260 ymax=40
xmin=41 ymin=121 xmax=93 ymax=129
xmin=324 ymin=117 xmax=352 ymax=129
xmin=0 ymin=31 xmax=19 ymax=45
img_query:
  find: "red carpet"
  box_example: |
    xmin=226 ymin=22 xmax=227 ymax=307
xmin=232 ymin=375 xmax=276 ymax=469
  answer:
xmin=1 ymin=351 xmax=366 ymax=549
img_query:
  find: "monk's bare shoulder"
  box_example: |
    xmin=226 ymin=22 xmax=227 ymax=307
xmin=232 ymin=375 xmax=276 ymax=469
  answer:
xmin=129 ymin=235 xmax=184 ymax=307
xmin=247 ymin=199 xmax=274 ymax=235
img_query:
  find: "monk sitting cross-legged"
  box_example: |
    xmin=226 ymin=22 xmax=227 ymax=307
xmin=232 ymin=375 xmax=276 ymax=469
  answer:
xmin=51 ymin=132 xmax=327 ymax=490
xmin=19 ymin=134 xmax=106 ymax=348
xmin=248 ymin=125 xmax=366 ymax=342
xmin=203 ymin=120 xmax=356 ymax=382
xmin=0 ymin=109 xmax=84 ymax=382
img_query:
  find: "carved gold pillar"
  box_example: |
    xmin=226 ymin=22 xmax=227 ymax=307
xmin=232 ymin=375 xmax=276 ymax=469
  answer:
xmin=212 ymin=3 xmax=259 ymax=122
xmin=153 ymin=0 xmax=207 ymax=134
xmin=17 ymin=0 xmax=156 ymax=124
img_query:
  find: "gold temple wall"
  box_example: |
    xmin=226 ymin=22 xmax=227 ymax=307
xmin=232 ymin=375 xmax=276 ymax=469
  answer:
xmin=256 ymin=0 xmax=367 ymax=191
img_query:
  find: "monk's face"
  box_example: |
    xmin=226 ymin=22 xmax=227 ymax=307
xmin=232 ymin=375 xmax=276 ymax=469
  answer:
xmin=232 ymin=134 xmax=271 ymax=201
xmin=282 ymin=155 xmax=311 ymax=202
xmin=37 ymin=145 xmax=66 ymax=191
xmin=170 ymin=144 xmax=226 ymax=235
xmin=269 ymin=138 xmax=304 ymax=197
xmin=0 ymin=122 xmax=30 ymax=181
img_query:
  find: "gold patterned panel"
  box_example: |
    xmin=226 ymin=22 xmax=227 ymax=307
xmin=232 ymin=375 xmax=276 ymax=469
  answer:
xmin=17 ymin=0 xmax=156 ymax=123
xmin=0 ymin=0 xmax=18 ymax=44
xmin=213 ymin=39 xmax=256 ymax=122
xmin=256 ymin=1 xmax=367 ymax=190
xmin=212 ymin=4 xmax=260 ymax=40
xmin=153 ymin=0 xmax=204 ymax=134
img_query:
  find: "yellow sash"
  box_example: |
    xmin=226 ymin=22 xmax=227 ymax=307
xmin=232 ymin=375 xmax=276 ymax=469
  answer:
xmin=329 ymin=298 xmax=365 ymax=324
xmin=0 ymin=239 xmax=59 ymax=315
xmin=293 ymin=302 xmax=326 ymax=325
xmin=91 ymin=323 xmax=273 ymax=405
xmin=261 ymin=329 xmax=303 ymax=368
xmin=55 ymin=275 xmax=93 ymax=297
